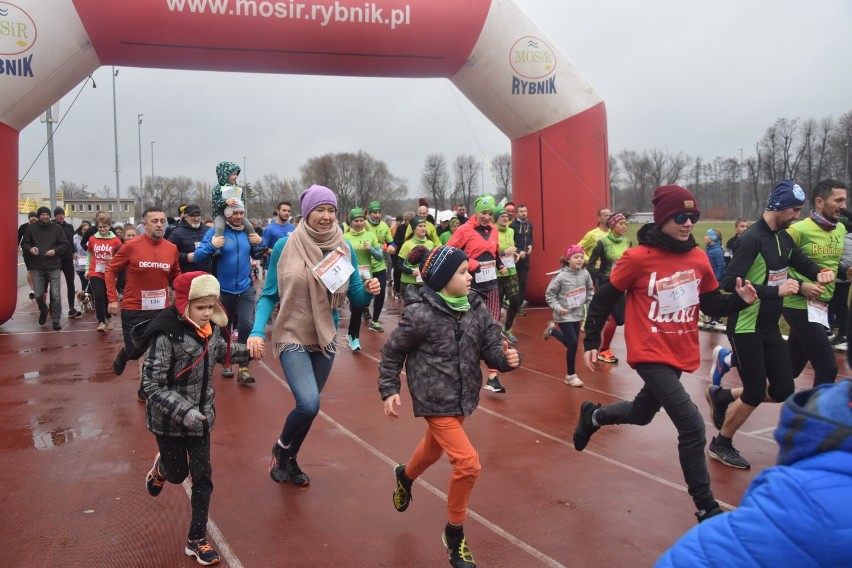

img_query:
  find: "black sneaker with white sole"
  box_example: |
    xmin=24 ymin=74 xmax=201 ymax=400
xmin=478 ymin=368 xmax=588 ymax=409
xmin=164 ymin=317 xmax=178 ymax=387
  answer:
xmin=708 ymin=436 xmax=751 ymax=469
xmin=484 ymin=377 xmax=506 ymax=393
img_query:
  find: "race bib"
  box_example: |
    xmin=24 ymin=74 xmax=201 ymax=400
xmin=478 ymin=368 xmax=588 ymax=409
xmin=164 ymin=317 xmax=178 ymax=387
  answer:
xmin=767 ymin=268 xmax=787 ymax=287
xmin=312 ymin=247 xmax=354 ymax=294
xmin=807 ymin=299 xmax=829 ymax=328
xmin=141 ymin=289 xmax=167 ymax=311
xmin=655 ymin=270 xmax=699 ymax=315
xmin=564 ymin=287 xmax=586 ymax=309
xmin=415 ymin=271 xmax=423 ymax=283
xmin=358 ymin=264 xmax=371 ymax=280
xmin=501 ymin=254 xmax=516 ymax=269
xmin=76 ymin=257 xmax=88 ymax=268
xmin=474 ymin=260 xmax=497 ymax=283
xmin=95 ymin=259 xmax=108 ymax=273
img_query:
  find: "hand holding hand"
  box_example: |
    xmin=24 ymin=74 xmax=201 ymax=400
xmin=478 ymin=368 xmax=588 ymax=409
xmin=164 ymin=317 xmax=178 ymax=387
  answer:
xmin=816 ymin=269 xmax=835 ymax=285
xmin=801 ymin=282 xmax=825 ymax=300
xmin=247 ymin=336 xmax=265 ymax=359
xmin=778 ymin=278 xmax=800 ymax=298
xmin=384 ymin=394 xmax=401 ymax=419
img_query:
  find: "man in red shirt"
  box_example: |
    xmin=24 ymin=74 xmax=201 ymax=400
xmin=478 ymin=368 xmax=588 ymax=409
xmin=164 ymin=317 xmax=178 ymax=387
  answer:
xmin=573 ymin=185 xmax=758 ymax=523
xmin=106 ymin=208 xmax=180 ymax=398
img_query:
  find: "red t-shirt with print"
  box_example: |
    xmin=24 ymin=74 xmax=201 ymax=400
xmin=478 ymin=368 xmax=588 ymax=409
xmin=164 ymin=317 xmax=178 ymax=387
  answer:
xmin=609 ymin=244 xmax=718 ymax=372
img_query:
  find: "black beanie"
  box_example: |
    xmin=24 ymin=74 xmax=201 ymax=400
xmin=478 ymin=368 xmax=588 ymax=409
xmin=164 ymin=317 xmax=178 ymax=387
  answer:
xmin=419 ymin=246 xmax=469 ymax=292
xmin=37 ymin=206 xmax=52 ymax=217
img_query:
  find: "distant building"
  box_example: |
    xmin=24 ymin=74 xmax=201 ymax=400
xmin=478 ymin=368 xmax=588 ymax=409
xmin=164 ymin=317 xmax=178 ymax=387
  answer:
xmin=64 ymin=197 xmax=137 ymax=221
xmin=629 ymin=212 xmax=654 ymax=224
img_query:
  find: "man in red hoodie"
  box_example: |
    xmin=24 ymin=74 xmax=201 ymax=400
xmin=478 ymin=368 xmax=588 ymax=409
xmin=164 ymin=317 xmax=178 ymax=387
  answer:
xmin=106 ymin=207 xmax=180 ymax=399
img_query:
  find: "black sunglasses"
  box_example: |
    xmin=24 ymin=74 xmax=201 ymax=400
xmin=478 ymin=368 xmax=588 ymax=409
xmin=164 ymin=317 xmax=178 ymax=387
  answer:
xmin=673 ymin=212 xmax=700 ymax=224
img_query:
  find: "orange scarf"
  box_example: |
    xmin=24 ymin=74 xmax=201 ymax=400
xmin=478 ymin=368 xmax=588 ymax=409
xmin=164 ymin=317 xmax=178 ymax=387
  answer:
xmin=194 ymin=322 xmax=213 ymax=339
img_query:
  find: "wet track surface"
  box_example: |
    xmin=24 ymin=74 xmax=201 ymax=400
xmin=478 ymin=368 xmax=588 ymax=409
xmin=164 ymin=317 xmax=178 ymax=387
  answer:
xmin=1 ymin=280 xmax=840 ymax=567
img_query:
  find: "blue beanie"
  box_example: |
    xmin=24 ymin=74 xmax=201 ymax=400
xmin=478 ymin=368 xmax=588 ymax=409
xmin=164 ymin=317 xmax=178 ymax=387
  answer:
xmin=766 ymin=180 xmax=806 ymax=211
xmin=419 ymin=246 xmax=469 ymax=292
xmin=706 ymin=229 xmax=720 ymax=243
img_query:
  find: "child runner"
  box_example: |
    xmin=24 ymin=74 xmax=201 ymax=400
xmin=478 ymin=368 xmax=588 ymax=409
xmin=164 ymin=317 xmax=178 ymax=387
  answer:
xmin=495 ymin=207 xmax=521 ymax=344
xmin=211 ymin=161 xmax=256 ymax=240
xmin=342 ymin=207 xmax=382 ymax=351
xmin=379 ymin=245 xmax=520 ymax=568
xmin=140 ymin=271 xmax=255 ymax=565
xmin=87 ymin=216 xmax=122 ymax=333
xmin=543 ymin=244 xmax=594 ymax=387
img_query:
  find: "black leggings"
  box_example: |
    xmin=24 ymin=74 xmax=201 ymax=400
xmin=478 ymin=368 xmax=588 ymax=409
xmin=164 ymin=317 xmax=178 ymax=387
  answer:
xmin=372 ymin=269 xmax=387 ymax=322
xmin=728 ymin=331 xmax=794 ymax=407
xmin=550 ymin=321 xmax=580 ymax=375
xmin=87 ymin=276 xmax=112 ymax=324
xmin=782 ymin=307 xmax=838 ymax=386
xmin=60 ymin=257 xmax=76 ymax=309
xmin=348 ymin=303 xmax=364 ymax=339
xmin=156 ymin=434 xmax=213 ymax=541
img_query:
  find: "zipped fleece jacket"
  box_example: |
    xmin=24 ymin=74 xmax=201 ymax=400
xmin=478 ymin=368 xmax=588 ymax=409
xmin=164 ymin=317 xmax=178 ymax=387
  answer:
xmin=140 ymin=306 xmax=250 ymax=437
xmin=20 ymin=220 xmax=68 ymax=271
xmin=378 ymin=286 xmax=517 ymax=417
xmin=656 ymin=380 xmax=852 ymax=568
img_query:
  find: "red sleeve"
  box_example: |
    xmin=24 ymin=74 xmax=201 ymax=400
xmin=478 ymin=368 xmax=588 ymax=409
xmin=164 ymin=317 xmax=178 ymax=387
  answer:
xmin=105 ymin=240 xmax=132 ymax=302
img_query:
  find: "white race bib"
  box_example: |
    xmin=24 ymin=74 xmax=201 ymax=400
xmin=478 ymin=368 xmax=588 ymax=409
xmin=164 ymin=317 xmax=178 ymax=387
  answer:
xmin=95 ymin=259 xmax=108 ymax=273
xmin=655 ymin=270 xmax=700 ymax=315
xmin=76 ymin=257 xmax=88 ymax=268
xmin=501 ymin=254 xmax=516 ymax=269
xmin=767 ymin=268 xmax=787 ymax=287
xmin=358 ymin=264 xmax=371 ymax=280
xmin=415 ymin=271 xmax=423 ymax=283
xmin=474 ymin=260 xmax=497 ymax=283
xmin=141 ymin=289 xmax=167 ymax=311
xmin=807 ymin=299 xmax=829 ymax=328
xmin=564 ymin=287 xmax=586 ymax=309
xmin=312 ymin=247 xmax=354 ymax=294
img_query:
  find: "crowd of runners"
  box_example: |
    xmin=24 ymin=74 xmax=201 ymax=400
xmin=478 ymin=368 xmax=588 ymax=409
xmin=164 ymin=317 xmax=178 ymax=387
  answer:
xmin=16 ymin=166 xmax=852 ymax=567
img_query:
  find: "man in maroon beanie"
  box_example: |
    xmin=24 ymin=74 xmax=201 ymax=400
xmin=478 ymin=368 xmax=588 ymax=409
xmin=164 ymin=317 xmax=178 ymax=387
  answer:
xmin=573 ymin=184 xmax=759 ymax=523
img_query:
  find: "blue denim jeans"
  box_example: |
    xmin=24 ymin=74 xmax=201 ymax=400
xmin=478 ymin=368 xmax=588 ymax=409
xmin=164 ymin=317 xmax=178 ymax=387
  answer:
xmin=220 ymin=287 xmax=257 ymax=344
xmin=32 ymin=268 xmax=61 ymax=324
xmin=277 ymin=349 xmax=336 ymax=457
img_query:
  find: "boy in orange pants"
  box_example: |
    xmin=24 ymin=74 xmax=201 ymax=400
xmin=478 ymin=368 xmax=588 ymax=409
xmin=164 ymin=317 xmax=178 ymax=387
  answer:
xmin=379 ymin=246 xmax=520 ymax=568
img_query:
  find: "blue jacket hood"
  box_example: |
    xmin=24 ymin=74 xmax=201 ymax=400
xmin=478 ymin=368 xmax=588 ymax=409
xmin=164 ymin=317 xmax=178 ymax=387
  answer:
xmin=215 ymin=161 xmax=240 ymax=186
xmin=775 ymin=379 xmax=852 ymax=466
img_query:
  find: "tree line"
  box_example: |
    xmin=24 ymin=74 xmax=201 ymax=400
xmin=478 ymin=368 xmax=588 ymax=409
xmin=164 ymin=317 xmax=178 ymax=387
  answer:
xmin=58 ymin=110 xmax=850 ymax=221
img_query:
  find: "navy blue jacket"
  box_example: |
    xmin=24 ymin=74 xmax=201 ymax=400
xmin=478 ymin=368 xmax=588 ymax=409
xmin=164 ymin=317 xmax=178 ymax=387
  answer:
xmin=167 ymin=219 xmax=212 ymax=274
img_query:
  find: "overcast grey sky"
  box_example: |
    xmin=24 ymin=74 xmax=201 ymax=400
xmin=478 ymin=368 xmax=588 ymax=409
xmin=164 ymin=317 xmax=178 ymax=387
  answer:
xmin=16 ymin=0 xmax=852 ymax=205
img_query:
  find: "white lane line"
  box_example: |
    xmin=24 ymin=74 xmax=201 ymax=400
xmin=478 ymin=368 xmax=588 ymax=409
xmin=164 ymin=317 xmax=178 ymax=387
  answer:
xmin=181 ymin=481 xmax=244 ymax=568
xmin=257 ymin=358 xmax=567 ymax=568
xmin=348 ymin=351 xmax=735 ymax=510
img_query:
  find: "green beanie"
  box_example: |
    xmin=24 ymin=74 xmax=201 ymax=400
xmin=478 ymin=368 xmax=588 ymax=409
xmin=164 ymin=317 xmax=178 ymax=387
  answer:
xmin=474 ymin=194 xmax=496 ymax=214
xmin=367 ymin=201 xmax=382 ymax=213
xmin=350 ymin=207 xmax=365 ymax=220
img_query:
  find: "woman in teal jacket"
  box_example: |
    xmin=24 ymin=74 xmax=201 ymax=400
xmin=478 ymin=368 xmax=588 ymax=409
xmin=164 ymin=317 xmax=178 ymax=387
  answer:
xmin=248 ymin=185 xmax=380 ymax=487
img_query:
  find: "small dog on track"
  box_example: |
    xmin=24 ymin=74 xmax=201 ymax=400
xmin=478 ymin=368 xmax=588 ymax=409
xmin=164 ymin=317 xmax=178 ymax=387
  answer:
xmin=76 ymin=289 xmax=93 ymax=315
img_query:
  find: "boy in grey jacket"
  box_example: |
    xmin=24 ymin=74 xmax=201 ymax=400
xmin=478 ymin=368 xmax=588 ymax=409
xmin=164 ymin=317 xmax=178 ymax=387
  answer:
xmin=379 ymin=246 xmax=520 ymax=568
xmin=139 ymin=271 xmax=253 ymax=566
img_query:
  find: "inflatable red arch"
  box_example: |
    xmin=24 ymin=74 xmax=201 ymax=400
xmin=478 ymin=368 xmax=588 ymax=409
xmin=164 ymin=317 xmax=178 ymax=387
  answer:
xmin=0 ymin=0 xmax=607 ymax=326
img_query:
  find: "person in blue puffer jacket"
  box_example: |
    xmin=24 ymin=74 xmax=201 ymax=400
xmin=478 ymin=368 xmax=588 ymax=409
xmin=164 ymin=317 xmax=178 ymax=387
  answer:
xmin=656 ymin=379 xmax=852 ymax=568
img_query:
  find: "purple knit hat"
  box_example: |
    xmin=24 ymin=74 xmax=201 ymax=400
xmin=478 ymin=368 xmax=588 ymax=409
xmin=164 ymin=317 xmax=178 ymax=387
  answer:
xmin=299 ymin=185 xmax=338 ymax=216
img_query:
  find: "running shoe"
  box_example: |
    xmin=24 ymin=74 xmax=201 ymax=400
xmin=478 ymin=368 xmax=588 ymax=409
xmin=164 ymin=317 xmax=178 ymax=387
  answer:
xmin=708 ymin=436 xmax=751 ymax=469
xmin=442 ymin=529 xmax=476 ymax=568
xmin=97 ymin=322 xmax=106 ymax=333
xmin=106 ymin=320 xmax=114 ymax=331
xmin=542 ymin=321 xmax=556 ymax=340
xmin=348 ymin=336 xmax=361 ymax=351
xmin=52 ymin=321 xmax=62 ymax=331
xmin=573 ymin=401 xmax=601 ymax=451
xmin=369 ymin=320 xmax=384 ymax=333
xmin=185 ymin=537 xmax=220 ymax=566
xmin=597 ymin=349 xmax=618 ymax=363
xmin=484 ymin=377 xmax=506 ymax=393
xmin=112 ymin=349 xmax=128 ymax=376
xmin=696 ymin=505 xmax=724 ymax=523
xmin=392 ymin=464 xmax=413 ymax=512
xmin=501 ymin=329 xmax=518 ymax=344
xmin=564 ymin=374 xmax=584 ymax=387
xmin=145 ymin=453 xmax=166 ymax=497
xmin=38 ymin=306 xmax=48 ymax=326
xmin=705 ymin=385 xmax=730 ymax=430
xmin=269 ymin=443 xmax=310 ymax=486
xmin=68 ymin=309 xmax=82 ymax=318
xmin=236 ymin=368 xmax=255 ymax=384
xmin=221 ymin=366 xmax=235 ymax=379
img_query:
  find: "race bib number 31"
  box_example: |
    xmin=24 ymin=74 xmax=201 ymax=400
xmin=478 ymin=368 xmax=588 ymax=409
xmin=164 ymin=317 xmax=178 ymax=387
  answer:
xmin=312 ymin=247 xmax=355 ymax=294
xmin=655 ymin=270 xmax=699 ymax=315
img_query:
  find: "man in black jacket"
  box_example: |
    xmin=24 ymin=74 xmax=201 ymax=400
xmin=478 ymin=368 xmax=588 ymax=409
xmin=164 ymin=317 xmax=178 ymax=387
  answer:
xmin=18 ymin=211 xmax=37 ymax=299
xmin=167 ymin=204 xmax=212 ymax=274
xmin=21 ymin=206 xmax=68 ymax=330
xmin=53 ymin=207 xmax=81 ymax=318
xmin=510 ymin=204 xmax=534 ymax=314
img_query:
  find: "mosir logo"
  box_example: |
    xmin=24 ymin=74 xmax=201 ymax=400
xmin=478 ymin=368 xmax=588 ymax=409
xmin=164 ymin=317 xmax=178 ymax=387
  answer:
xmin=510 ymin=36 xmax=557 ymax=95
xmin=0 ymin=3 xmax=37 ymax=56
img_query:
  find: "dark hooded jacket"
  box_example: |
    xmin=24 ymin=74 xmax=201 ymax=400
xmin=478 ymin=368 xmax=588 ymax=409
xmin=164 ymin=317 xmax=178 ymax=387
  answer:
xmin=378 ymin=286 xmax=517 ymax=417
xmin=20 ymin=219 xmax=68 ymax=271
xmin=139 ymin=306 xmax=249 ymax=437
xmin=167 ymin=217 xmax=213 ymax=274
xmin=212 ymin=161 xmax=242 ymax=216
xmin=656 ymin=380 xmax=852 ymax=567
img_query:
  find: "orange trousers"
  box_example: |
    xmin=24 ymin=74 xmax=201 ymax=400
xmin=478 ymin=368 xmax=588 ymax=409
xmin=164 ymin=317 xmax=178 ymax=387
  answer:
xmin=405 ymin=416 xmax=481 ymax=525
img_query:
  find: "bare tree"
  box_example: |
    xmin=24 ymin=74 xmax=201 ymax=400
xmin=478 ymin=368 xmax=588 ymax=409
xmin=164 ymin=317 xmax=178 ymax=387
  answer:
xmin=420 ymin=153 xmax=451 ymax=210
xmin=59 ymin=180 xmax=90 ymax=200
xmin=618 ymin=150 xmax=653 ymax=211
xmin=491 ymin=153 xmax=512 ymax=201
xmin=452 ymin=155 xmax=479 ymax=210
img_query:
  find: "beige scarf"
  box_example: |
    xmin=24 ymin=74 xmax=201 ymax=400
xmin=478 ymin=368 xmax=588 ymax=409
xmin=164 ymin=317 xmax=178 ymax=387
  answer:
xmin=273 ymin=221 xmax=350 ymax=357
